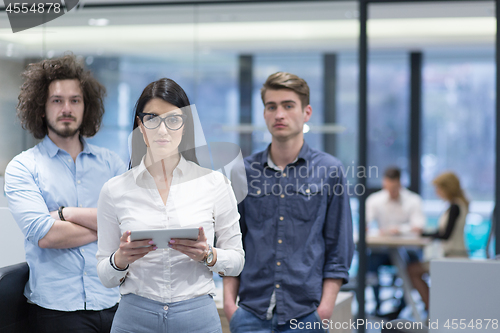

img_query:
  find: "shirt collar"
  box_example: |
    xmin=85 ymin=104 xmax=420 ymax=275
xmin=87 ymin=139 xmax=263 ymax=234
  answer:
xmin=383 ymin=187 xmax=408 ymax=203
xmin=42 ymin=135 xmax=95 ymax=158
xmin=262 ymin=141 xmax=311 ymax=170
xmin=81 ymin=138 xmax=95 ymax=155
xmin=133 ymin=153 xmax=189 ymax=183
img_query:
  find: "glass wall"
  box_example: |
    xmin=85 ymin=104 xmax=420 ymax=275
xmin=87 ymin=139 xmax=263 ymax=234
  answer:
xmin=421 ymin=53 xmax=495 ymax=203
xmin=367 ymin=53 xmax=410 ymax=188
xmin=421 ymin=52 xmax=495 ymax=257
xmin=337 ymin=52 xmax=410 ymax=189
xmin=0 ymin=0 xmax=359 ymax=165
xmin=364 ymin=1 xmax=495 ymax=261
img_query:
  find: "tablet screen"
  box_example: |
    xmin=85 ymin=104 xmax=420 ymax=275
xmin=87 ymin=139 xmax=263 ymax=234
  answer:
xmin=130 ymin=228 xmax=199 ymax=249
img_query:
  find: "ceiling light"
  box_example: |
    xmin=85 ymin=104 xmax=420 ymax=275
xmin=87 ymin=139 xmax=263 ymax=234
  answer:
xmin=88 ymin=18 xmax=110 ymax=27
xmin=303 ymin=124 xmax=310 ymax=134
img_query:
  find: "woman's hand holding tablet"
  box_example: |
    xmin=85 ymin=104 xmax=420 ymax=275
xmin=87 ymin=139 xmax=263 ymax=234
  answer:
xmin=169 ymin=227 xmax=217 ymax=265
xmin=114 ymin=230 xmax=157 ymax=269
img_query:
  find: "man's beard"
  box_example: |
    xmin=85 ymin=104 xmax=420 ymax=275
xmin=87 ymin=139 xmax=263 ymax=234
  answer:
xmin=46 ymin=119 xmax=81 ymax=138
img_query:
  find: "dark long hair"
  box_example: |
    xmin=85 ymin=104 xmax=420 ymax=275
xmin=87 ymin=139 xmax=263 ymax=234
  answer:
xmin=130 ymin=78 xmax=198 ymax=168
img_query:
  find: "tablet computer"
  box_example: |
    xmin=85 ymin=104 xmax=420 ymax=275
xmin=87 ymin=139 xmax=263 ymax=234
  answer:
xmin=130 ymin=228 xmax=199 ymax=249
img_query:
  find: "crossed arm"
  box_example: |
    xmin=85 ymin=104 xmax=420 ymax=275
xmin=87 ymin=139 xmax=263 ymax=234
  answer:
xmin=5 ymin=159 xmax=99 ymax=250
xmin=39 ymin=208 xmax=98 ymax=249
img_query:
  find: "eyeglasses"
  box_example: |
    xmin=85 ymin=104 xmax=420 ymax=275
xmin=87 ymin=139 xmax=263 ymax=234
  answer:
xmin=138 ymin=113 xmax=187 ymax=130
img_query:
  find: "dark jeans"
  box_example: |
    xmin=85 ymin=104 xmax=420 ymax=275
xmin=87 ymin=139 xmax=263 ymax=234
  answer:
xmin=28 ymin=303 xmax=118 ymax=333
xmin=229 ymin=307 xmax=327 ymax=333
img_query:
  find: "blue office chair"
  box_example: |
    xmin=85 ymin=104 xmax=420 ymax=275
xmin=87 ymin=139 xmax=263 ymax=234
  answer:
xmin=0 ymin=262 xmax=30 ymax=333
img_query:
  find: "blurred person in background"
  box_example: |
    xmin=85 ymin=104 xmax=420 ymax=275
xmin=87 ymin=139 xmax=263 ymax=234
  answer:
xmin=365 ymin=167 xmax=426 ymax=317
xmin=408 ymin=171 xmax=469 ymax=310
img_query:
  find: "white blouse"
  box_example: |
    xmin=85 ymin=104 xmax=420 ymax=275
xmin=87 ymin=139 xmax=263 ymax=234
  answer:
xmin=96 ymin=156 xmax=245 ymax=303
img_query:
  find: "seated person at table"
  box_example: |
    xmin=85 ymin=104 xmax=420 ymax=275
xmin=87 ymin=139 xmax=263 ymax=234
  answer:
xmin=407 ymin=171 xmax=469 ymax=310
xmin=365 ymin=167 xmax=426 ymax=315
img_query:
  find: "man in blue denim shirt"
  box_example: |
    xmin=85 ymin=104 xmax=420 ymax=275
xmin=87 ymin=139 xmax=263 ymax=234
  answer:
xmin=224 ymin=72 xmax=354 ymax=332
xmin=4 ymin=55 xmax=125 ymax=333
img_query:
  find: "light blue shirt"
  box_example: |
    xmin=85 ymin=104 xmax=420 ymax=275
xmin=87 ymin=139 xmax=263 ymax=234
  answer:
xmin=4 ymin=136 xmax=126 ymax=311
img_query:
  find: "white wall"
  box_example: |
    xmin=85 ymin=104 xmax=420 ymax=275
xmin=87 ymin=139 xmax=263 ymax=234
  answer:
xmin=0 ymin=57 xmax=26 ymax=176
xmin=0 ymin=58 xmax=27 ymax=267
xmin=0 ymin=206 xmax=26 ymax=268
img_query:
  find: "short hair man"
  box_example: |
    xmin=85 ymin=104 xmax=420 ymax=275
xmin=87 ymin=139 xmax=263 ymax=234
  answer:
xmin=223 ymin=72 xmax=354 ymax=332
xmin=365 ymin=167 xmax=426 ymax=315
xmin=4 ymin=55 xmax=126 ymax=333
xmin=366 ymin=167 xmax=425 ymax=236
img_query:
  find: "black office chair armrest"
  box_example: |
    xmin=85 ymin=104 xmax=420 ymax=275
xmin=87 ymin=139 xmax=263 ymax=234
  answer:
xmin=0 ymin=262 xmax=30 ymax=333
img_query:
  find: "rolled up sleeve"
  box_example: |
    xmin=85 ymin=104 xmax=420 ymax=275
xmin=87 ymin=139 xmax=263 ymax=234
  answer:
xmin=4 ymin=158 xmax=55 ymax=246
xmin=323 ymin=165 xmax=354 ymax=284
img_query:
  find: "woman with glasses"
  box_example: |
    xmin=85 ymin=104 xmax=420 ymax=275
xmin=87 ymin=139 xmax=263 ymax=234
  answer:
xmin=96 ymin=78 xmax=244 ymax=333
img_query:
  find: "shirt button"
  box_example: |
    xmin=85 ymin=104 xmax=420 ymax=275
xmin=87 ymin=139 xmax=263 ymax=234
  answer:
xmin=306 ymin=189 xmax=310 ymax=193
xmin=164 ymin=306 xmax=169 ymax=311
xmin=282 ymin=173 xmax=287 ymax=177
xmin=77 ymin=180 xmax=81 ymax=184
xmin=276 ymin=284 xmax=280 ymax=289
xmin=84 ymin=272 xmax=87 ymax=275
xmin=256 ymin=190 xmax=261 ymax=195
xmin=278 ymin=239 xmax=283 ymax=244
xmin=280 ymin=194 xmax=285 ymax=198
xmin=81 ymin=249 xmax=85 ymax=253
xmin=79 ymin=204 xmax=83 ymax=207
xmin=277 ymin=261 xmax=281 ymax=266
xmin=279 ymin=216 xmax=284 ymax=221
xmin=67 ymin=158 xmax=72 ymax=163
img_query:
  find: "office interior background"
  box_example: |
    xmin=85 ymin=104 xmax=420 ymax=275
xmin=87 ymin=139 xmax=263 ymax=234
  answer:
xmin=0 ymin=0 xmax=496 ymax=323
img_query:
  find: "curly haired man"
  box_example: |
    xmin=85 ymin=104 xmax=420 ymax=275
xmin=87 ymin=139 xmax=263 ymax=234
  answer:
xmin=4 ymin=54 xmax=126 ymax=333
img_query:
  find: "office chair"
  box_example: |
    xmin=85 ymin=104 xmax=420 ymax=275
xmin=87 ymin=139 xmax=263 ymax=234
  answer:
xmin=367 ymin=250 xmax=406 ymax=319
xmin=0 ymin=262 xmax=30 ymax=333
